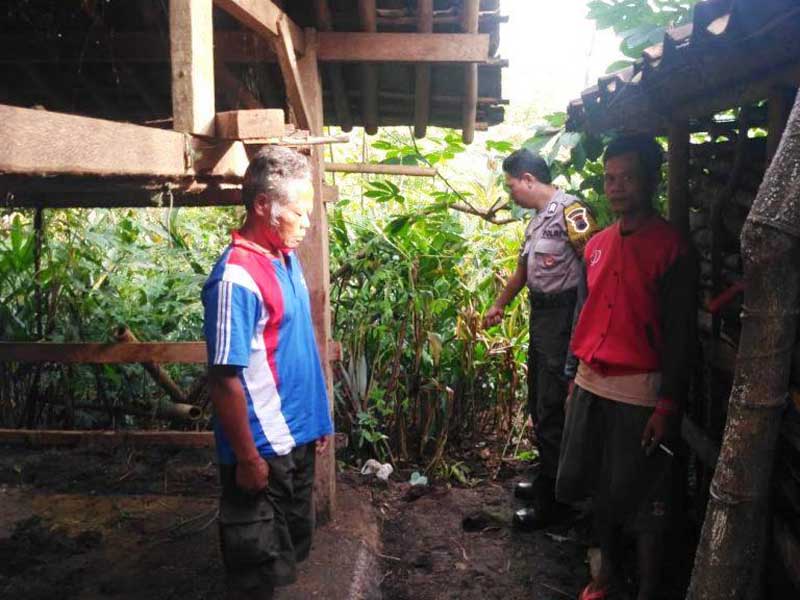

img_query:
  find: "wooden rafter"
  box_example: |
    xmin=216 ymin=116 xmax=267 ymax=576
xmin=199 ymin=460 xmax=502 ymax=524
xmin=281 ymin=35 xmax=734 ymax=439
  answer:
xmin=317 ymin=33 xmax=489 ymax=63
xmin=414 ymin=0 xmax=434 ymax=138
xmin=314 ymin=0 xmax=354 ymax=132
xmin=272 ymin=17 xmax=312 ymax=131
xmin=213 ymin=0 xmax=305 ymax=55
xmin=358 ymin=0 xmax=378 ymax=135
xmin=170 ymin=0 xmax=215 ymax=135
xmin=461 ymin=0 xmax=480 ymax=144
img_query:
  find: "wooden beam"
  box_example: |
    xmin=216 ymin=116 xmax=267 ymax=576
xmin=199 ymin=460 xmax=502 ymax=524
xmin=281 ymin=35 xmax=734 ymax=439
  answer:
xmin=273 ymin=16 xmax=312 ymax=131
xmin=0 ymin=104 xmax=250 ymax=181
xmin=358 ymin=0 xmax=378 ymax=135
xmin=2 ymin=31 xmax=493 ymax=64
xmin=0 ymin=342 xmax=207 ymax=364
xmin=4 ymin=186 xmax=244 ymax=209
xmin=293 ymin=29 xmax=336 ymax=522
xmin=314 ymin=0 xmax=354 ymax=133
xmin=213 ymin=0 xmax=305 ymax=55
xmin=317 ymin=33 xmax=490 ymax=63
xmin=767 ymin=86 xmax=797 ymax=164
xmin=325 ymin=162 xmax=436 ymax=177
xmin=0 ymin=429 xmax=214 ymax=449
xmin=216 ymin=109 xmax=286 ymax=139
xmin=414 ymin=0 xmax=433 ymax=139
xmin=0 ymin=104 xmax=188 ymax=178
xmin=170 ymin=0 xmax=215 ymax=136
xmin=461 ymin=0 xmax=480 ymax=144
xmin=667 ymin=119 xmax=690 ymax=237
xmin=215 ymin=61 xmax=263 ymax=110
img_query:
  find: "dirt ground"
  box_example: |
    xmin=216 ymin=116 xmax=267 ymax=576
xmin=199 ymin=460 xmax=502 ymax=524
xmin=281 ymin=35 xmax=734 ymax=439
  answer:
xmin=0 ymin=444 xmax=691 ymax=600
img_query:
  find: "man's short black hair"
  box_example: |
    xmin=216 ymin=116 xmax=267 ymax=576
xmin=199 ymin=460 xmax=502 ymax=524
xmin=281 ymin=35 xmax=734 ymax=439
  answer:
xmin=502 ymin=148 xmax=552 ymax=184
xmin=603 ymin=134 xmax=664 ymax=197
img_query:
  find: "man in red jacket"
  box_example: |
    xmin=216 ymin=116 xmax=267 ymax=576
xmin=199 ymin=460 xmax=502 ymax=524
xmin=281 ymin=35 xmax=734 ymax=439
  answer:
xmin=556 ymin=135 xmax=696 ymax=600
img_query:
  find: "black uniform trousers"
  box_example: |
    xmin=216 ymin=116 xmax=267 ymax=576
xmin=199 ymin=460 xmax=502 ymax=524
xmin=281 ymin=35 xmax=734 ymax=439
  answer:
xmin=526 ymin=288 xmax=576 ymax=501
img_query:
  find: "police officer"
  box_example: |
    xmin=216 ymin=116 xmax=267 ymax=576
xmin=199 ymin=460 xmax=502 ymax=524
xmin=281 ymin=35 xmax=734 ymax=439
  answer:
xmin=484 ymin=148 xmax=597 ymax=529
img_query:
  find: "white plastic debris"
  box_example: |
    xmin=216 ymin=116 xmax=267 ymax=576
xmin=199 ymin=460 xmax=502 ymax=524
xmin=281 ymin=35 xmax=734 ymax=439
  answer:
xmin=360 ymin=459 xmax=394 ymax=482
xmin=409 ymin=471 xmax=428 ymax=487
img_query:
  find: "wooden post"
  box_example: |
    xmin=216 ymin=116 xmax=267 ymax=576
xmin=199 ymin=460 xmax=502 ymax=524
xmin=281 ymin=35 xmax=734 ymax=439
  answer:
xmin=667 ymin=119 xmax=690 ymax=238
xmin=413 ymin=0 xmax=433 ymax=139
xmin=461 ymin=0 xmax=479 ymax=144
xmin=357 ymin=0 xmax=378 ymax=135
xmin=767 ymin=86 xmax=797 ymax=165
xmin=170 ymin=0 xmax=216 ymax=136
xmin=314 ymin=0 xmax=354 ymax=132
xmin=294 ymin=30 xmax=336 ymax=523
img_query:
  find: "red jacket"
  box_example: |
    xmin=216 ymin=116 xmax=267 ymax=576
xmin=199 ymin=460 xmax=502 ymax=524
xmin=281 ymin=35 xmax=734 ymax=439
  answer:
xmin=569 ymin=215 xmax=696 ymax=410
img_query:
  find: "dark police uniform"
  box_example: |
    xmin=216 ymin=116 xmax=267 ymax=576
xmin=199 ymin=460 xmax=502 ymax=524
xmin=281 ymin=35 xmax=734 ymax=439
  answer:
xmin=517 ymin=190 xmax=597 ymax=516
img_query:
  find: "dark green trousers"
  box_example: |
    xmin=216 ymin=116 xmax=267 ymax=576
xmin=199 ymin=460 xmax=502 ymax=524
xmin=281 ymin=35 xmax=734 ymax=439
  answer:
xmin=527 ymin=291 xmax=575 ymax=491
xmin=218 ymin=442 xmax=316 ymax=593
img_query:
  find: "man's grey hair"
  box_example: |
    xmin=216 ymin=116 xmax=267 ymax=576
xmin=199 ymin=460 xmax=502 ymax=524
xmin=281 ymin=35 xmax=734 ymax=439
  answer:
xmin=241 ymin=146 xmax=311 ymax=215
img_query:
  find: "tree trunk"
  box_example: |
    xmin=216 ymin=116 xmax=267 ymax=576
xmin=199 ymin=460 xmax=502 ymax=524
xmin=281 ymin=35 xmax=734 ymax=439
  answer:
xmin=687 ymin=93 xmax=800 ymax=598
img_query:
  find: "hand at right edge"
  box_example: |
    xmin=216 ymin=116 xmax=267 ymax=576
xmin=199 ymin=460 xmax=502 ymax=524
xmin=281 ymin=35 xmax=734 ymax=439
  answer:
xmin=483 ymin=305 xmax=504 ymax=329
xmin=236 ymin=456 xmax=269 ymax=494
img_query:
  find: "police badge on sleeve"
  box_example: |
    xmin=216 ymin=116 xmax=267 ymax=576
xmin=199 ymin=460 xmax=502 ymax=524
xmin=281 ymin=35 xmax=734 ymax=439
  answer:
xmin=564 ymin=201 xmax=599 ymax=253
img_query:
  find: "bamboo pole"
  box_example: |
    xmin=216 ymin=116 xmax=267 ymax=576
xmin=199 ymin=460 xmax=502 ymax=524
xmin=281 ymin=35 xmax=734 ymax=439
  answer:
xmin=687 ymin=92 xmax=800 ymax=600
xmin=114 ymin=327 xmax=188 ymax=404
xmin=324 ymin=162 xmax=435 ymax=177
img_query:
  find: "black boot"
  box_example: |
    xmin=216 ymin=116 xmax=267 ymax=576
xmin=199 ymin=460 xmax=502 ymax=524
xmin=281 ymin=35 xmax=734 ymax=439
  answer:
xmin=512 ymin=476 xmax=560 ymax=531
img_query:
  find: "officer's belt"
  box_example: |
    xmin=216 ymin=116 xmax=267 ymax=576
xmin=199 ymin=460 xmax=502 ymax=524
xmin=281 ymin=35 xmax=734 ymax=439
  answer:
xmin=529 ymin=288 xmax=577 ymax=309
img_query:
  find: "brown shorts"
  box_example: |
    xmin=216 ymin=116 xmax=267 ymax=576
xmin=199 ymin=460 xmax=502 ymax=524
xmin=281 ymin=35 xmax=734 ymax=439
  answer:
xmin=218 ymin=442 xmax=316 ymax=593
xmin=556 ymin=385 xmax=675 ymax=533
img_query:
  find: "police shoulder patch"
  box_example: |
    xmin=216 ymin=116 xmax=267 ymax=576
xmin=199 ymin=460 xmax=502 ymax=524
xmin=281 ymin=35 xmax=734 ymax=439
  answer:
xmin=563 ymin=201 xmax=599 ymax=253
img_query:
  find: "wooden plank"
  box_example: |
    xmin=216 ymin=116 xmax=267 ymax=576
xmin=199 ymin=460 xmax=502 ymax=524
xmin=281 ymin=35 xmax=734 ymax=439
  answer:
xmin=461 ymin=0 xmax=480 ymax=144
xmin=0 ymin=104 xmax=189 ymax=178
xmin=325 ymin=162 xmax=436 ymax=177
xmin=414 ymin=0 xmax=434 ymax=139
xmin=293 ymin=30 xmax=336 ymax=522
xmin=667 ymin=119 xmax=690 ymax=237
xmin=213 ymin=0 xmax=305 ymax=55
xmin=0 ymin=342 xmax=207 ymax=364
xmin=316 ymin=33 xmax=490 ymax=63
xmin=0 ymin=104 xmax=251 ymax=181
xmin=314 ymin=0 xmax=354 ymax=133
xmin=0 ymin=429 xmax=214 ymax=449
xmin=170 ymin=0 xmax=215 ymax=136
xmin=358 ymin=1 xmax=378 ymax=136
xmin=215 ymin=109 xmax=287 ymax=139
xmin=273 ymin=17 xmax=312 ymax=131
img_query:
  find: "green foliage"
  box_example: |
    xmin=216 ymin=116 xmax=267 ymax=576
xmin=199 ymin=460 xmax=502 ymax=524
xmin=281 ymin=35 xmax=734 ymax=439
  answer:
xmin=0 ymin=206 xmax=241 ymax=428
xmin=587 ymin=0 xmax=700 ymax=60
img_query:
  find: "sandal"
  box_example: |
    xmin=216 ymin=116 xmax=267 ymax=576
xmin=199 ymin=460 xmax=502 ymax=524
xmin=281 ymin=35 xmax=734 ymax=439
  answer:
xmin=578 ymin=583 xmax=610 ymax=600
